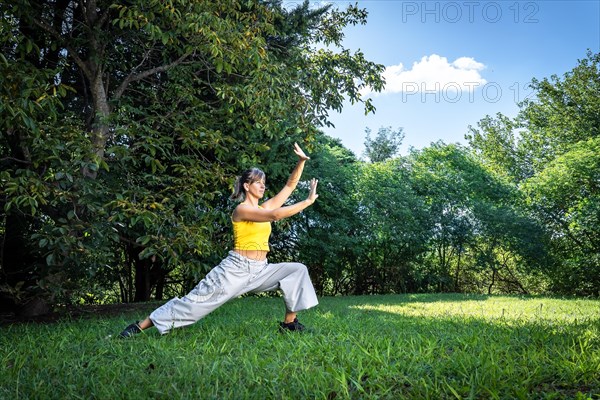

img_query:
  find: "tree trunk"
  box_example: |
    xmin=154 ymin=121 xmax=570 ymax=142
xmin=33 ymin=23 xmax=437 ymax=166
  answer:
xmin=84 ymin=68 xmax=112 ymax=178
xmin=133 ymin=255 xmax=152 ymax=302
xmin=488 ymin=268 xmax=496 ymax=295
xmin=454 ymin=244 xmax=463 ymax=292
xmin=154 ymin=267 xmax=167 ymax=301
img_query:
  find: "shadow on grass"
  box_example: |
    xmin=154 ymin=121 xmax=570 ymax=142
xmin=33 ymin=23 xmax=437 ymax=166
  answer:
xmin=0 ymin=301 xmax=163 ymax=326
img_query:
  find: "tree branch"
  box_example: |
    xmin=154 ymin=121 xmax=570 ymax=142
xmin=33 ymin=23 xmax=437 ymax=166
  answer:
xmin=97 ymin=4 xmax=112 ymax=28
xmin=113 ymin=51 xmax=193 ymax=100
xmin=30 ymin=18 xmax=92 ymax=79
xmin=1 ymin=157 xmax=32 ymax=165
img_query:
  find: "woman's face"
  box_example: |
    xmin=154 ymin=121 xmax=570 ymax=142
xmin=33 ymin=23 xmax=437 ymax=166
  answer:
xmin=245 ymin=179 xmax=266 ymax=199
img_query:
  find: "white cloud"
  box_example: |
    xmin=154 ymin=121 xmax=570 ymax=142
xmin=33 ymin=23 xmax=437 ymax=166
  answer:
xmin=363 ymin=54 xmax=487 ymax=96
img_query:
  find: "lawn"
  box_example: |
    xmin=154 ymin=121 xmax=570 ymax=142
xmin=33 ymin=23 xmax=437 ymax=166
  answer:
xmin=1 ymin=293 xmax=599 ymax=399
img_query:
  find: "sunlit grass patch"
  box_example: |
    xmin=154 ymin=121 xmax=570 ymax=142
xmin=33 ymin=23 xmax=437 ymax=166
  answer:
xmin=350 ymin=294 xmax=600 ymax=324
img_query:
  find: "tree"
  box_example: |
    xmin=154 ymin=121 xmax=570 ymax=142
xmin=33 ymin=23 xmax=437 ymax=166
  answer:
xmin=523 ymin=137 xmax=600 ymax=295
xmin=519 ymin=51 xmax=600 ymax=170
xmin=0 ymin=51 xmax=88 ymax=314
xmin=0 ymin=0 xmax=385 ymax=314
xmin=409 ymin=144 xmax=479 ymax=292
xmin=353 ymin=157 xmax=429 ymax=294
xmin=409 ymin=143 xmax=548 ymax=294
xmin=466 ymin=113 xmax=531 ymax=182
xmin=363 ymin=126 xmax=405 ymax=162
xmin=467 ymin=51 xmax=600 ymax=295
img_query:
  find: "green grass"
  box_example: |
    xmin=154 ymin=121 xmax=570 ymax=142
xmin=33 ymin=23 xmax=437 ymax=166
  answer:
xmin=1 ymin=294 xmax=599 ymax=399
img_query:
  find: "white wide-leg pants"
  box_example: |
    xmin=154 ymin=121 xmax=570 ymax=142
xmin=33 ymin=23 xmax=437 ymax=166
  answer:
xmin=149 ymin=251 xmax=319 ymax=334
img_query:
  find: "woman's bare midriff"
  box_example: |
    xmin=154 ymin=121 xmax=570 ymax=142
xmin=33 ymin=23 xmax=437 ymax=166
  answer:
xmin=234 ymin=249 xmax=268 ymax=262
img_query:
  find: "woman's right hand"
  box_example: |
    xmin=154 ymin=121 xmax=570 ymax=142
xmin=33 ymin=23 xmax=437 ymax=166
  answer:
xmin=294 ymin=142 xmax=310 ymax=161
xmin=307 ymin=178 xmax=319 ymax=204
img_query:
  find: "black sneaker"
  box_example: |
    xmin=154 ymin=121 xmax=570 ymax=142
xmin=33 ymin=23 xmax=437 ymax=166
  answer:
xmin=118 ymin=321 xmax=142 ymax=338
xmin=279 ymin=317 xmax=305 ymax=333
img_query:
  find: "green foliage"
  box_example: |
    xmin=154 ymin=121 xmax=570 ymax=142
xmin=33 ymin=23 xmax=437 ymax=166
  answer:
xmin=0 ymin=0 xmax=386 ymax=311
xmin=519 ymin=50 xmax=600 ymax=169
xmin=363 ymin=126 xmax=405 ymax=162
xmin=1 ymin=294 xmax=599 ymax=399
xmin=466 ymin=113 xmax=529 ymax=181
xmin=0 ymin=45 xmax=103 ymax=306
xmin=2 ymin=0 xmax=596 ymax=308
xmin=523 ymin=137 xmax=600 ymax=295
xmin=408 ymin=143 xmax=548 ymax=294
xmin=271 ymin=139 xmax=549 ymax=297
xmin=467 ymin=51 xmax=600 ymax=296
xmin=354 ymin=158 xmax=429 ymax=294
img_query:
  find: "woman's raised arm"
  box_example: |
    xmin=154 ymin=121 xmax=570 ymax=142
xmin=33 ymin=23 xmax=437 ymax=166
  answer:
xmin=261 ymin=142 xmax=310 ymax=210
xmin=233 ymin=178 xmax=319 ymax=222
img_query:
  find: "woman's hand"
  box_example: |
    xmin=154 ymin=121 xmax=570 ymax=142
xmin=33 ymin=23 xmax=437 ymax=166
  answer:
xmin=307 ymin=178 xmax=319 ymax=204
xmin=294 ymin=142 xmax=310 ymax=161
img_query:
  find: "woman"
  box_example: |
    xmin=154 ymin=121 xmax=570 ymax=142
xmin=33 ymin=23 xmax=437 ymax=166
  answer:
xmin=119 ymin=142 xmax=319 ymax=337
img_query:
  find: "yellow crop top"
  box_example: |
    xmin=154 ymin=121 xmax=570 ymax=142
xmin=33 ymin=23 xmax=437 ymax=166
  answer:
xmin=232 ymin=209 xmax=272 ymax=252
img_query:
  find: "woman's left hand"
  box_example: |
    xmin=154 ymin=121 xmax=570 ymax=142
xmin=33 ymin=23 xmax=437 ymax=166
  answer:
xmin=294 ymin=142 xmax=310 ymax=161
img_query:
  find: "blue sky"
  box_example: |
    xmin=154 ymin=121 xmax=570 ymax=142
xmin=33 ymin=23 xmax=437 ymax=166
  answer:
xmin=307 ymin=0 xmax=600 ymax=158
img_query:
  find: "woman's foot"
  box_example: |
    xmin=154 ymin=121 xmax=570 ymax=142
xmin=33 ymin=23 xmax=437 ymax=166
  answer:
xmin=118 ymin=321 xmax=143 ymax=338
xmin=279 ymin=317 xmax=305 ymax=332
